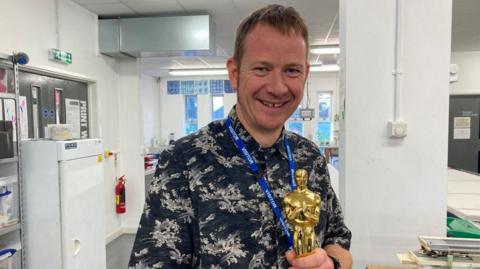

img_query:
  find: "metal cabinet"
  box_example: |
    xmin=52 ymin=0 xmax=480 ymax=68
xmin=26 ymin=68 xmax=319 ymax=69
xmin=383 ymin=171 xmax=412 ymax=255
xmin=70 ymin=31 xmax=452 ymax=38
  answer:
xmin=0 ymin=63 xmax=23 ymax=269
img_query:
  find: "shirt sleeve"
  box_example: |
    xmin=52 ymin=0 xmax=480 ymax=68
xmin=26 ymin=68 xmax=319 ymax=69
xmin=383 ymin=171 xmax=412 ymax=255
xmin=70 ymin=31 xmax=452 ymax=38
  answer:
xmin=319 ymin=157 xmax=352 ymax=250
xmin=128 ymin=146 xmax=196 ymax=268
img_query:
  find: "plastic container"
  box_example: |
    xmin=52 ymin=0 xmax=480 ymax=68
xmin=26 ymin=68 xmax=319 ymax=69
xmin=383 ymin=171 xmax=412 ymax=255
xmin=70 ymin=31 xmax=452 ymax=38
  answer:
xmin=0 ymin=177 xmax=18 ymax=227
xmin=447 ymin=216 xmax=480 ymax=239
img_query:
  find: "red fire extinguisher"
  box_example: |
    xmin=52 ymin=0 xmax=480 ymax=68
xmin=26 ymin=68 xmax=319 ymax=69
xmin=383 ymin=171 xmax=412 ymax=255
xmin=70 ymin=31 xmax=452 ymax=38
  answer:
xmin=115 ymin=175 xmax=126 ymax=214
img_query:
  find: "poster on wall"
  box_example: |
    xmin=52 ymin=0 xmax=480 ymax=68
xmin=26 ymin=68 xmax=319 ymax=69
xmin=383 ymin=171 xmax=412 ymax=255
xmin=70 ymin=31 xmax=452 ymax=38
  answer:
xmin=19 ymin=96 xmax=29 ymax=140
xmin=318 ymin=93 xmax=332 ymax=122
xmin=3 ymin=99 xmax=16 ymax=141
xmin=0 ymin=68 xmax=7 ymax=93
xmin=453 ymin=117 xmax=471 ymax=139
xmin=65 ymin=98 xmax=81 ymax=139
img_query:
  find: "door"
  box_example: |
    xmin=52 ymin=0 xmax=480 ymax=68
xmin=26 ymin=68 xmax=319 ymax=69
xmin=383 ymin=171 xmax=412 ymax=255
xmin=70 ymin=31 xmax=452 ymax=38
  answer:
xmin=59 ymin=155 xmax=106 ymax=269
xmin=448 ymin=95 xmax=480 ymax=173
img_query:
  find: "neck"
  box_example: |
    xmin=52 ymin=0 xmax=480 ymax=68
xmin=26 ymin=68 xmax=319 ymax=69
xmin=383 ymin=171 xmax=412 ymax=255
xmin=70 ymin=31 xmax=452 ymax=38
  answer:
xmin=236 ymin=108 xmax=282 ymax=147
xmin=250 ymin=129 xmax=282 ymax=148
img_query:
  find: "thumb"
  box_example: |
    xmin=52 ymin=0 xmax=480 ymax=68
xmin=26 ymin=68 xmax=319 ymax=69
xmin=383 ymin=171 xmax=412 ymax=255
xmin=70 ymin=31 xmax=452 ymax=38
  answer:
xmin=285 ymin=250 xmax=296 ymax=265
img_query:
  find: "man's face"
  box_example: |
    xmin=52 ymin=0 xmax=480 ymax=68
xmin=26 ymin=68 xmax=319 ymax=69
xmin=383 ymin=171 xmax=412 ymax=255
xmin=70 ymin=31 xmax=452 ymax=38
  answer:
xmin=227 ymin=23 xmax=309 ymax=137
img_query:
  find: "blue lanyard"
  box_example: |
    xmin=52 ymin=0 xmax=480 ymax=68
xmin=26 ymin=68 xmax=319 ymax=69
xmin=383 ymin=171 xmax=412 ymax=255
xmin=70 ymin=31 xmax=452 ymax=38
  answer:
xmin=225 ymin=117 xmax=296 ymax=250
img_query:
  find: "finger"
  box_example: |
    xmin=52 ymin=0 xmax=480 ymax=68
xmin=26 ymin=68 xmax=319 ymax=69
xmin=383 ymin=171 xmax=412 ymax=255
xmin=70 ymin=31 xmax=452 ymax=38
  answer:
xmin=291 ymin=248 xmax=328 ymax=268
xmin=315 ymin=254 xmax=335 ymax=269
xmin=286 ymin=250 xmax=297 ymax=265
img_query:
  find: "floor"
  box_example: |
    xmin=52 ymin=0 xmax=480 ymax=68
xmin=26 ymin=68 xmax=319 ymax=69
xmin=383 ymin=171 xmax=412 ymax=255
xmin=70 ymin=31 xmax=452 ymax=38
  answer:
xmin=106 ymin=233 xmax=136 ymax=269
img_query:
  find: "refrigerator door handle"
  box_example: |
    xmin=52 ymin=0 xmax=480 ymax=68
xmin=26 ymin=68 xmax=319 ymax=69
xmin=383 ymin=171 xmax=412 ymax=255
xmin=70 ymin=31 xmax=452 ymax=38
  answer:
xmin=73 ymin=238 xmax=81 ymax=256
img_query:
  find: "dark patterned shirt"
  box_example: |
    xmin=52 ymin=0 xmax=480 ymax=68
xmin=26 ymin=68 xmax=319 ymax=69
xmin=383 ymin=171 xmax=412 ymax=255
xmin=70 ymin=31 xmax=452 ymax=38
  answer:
xmin=129 ymin=107 xmax=351 ymax=269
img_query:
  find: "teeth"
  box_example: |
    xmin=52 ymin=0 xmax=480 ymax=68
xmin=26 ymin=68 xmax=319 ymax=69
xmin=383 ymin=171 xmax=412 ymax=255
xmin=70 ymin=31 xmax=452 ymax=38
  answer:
xmin=262 ymin=101 xmax=284 ymax=108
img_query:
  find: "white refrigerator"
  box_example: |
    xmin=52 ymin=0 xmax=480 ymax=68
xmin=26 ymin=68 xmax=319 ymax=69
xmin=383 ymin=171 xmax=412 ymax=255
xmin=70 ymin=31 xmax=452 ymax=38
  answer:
xmin=21 ymin=139 xmax=106 ymax=269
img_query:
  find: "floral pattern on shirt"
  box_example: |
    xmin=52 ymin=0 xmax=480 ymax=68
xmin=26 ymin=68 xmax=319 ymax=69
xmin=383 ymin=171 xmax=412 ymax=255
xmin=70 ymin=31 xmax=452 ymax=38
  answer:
xmin=129 ymin=107 xmax=351 ymax=269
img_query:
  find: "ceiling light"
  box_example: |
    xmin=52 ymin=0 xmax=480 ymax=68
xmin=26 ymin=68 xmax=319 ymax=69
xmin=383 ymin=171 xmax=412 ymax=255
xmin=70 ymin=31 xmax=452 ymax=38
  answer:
xmin=310 ymin=64 xmax=340 ymax=72
xmin=310 ymin=45 xmax=340 ymax=55
xmin=168 ymin=68 xmax=228 ymax=76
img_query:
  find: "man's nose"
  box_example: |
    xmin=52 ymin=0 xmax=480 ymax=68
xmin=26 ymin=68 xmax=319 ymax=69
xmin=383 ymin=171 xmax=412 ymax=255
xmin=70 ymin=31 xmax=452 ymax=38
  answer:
xmin=268 ymin=70 xmax=288 ymax=95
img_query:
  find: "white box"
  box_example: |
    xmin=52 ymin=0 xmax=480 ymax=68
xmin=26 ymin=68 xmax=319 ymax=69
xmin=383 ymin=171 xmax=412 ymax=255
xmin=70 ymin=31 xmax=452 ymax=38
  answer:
xmin=0 ymin=177 xmax=18 ymax=227
xmin=21 ymin=139 xmax=106 ymax=269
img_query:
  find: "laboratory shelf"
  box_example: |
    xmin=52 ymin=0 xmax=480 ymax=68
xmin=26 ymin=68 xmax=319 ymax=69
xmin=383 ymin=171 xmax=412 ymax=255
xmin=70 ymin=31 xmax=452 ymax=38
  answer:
xmin=0 ymin=92 xmax=15 ymax=99
xmin=0 ymin=157 xmax=18 ymax=164
xmin=0 ymin=223 xmax=20 ymax=237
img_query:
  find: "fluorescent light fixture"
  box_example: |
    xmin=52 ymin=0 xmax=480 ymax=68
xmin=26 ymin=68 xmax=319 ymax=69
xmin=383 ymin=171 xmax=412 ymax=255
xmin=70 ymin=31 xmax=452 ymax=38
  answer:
xmin=168 ymin=68 xmax=228 ymax=76
xmin=310 ymin=64 xmax=340 ymax=72
xmin=310 ymin=45 xmax=340 ymax=55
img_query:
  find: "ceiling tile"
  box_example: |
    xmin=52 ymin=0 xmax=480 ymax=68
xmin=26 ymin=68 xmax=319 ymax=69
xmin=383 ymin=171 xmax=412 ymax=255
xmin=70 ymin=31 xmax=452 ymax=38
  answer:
xmin=200 ymin=57 xmax=229 ymax=66
xmin=72 ymin=0 xmax=120 ymax=4
xmin=232 ymin=0 xmax=283 ymax=14
xmin=123 ymin=1 xmax=185 ymax=14
xmin=287 ymin=0 xmax=338 ymax=10
xmin=180 ymin=0 xmax=237 ymax=16
xmin=82 ymin=3 xmax=135 ymax=15
xmin=173 ymin=57 xmax=210 ymax=68
xmin=452 ymin=0 xmax=480 ymax=52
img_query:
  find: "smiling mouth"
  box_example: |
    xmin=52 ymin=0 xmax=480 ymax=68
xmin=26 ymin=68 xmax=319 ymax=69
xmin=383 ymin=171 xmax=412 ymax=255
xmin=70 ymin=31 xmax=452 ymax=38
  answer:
xmin=260 ymin=100 xmax=288 ymax=108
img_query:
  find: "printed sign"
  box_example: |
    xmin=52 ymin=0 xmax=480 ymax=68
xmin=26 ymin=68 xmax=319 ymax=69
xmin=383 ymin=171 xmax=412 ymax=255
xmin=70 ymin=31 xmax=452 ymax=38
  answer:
xmin=4 ymin=99 xmax=16 ymax=141
xmin=65 ymin=142 xmax=77 ymax=150
xmin=65 ymin=98 xmax=80 ymax=139
xmin=453 ymin=117 xmax=471 ymax=139
xmin=19 ymin=96 xmax=28 ymax=140
xmin=80 ymin=100 xmax=88 ymax=138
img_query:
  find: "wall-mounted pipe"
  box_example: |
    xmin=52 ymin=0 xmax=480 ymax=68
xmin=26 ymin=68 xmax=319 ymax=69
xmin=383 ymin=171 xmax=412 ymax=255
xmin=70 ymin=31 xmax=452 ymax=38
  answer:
xmin=393 ymin=0 xmax=403 ymax=121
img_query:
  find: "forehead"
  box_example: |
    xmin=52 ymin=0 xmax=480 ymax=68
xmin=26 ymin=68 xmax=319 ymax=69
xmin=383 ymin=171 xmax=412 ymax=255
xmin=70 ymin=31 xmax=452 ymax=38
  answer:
xmin=242 ymin=23 xmax=307 ymax=61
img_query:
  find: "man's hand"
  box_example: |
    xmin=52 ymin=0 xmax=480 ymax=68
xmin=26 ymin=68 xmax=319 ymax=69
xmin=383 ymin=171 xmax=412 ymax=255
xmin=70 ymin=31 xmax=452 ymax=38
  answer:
xmin=285 ymin=248 xmax=334 ymax=269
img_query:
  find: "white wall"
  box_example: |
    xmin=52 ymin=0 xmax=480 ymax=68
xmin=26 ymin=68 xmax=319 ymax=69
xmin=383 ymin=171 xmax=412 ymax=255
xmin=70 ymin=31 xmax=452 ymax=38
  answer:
xmin=340 ymin=0 xmax=451 ymax=268
xmin=141 ymin=74 xmax=160 ymax=150
xmin=117 ymin=59 xmax=145 ymax=231
xmin=451 ymin=51 xmax=480 ymax=95
xmin=0 ymin=0 xmax=144 ymax=240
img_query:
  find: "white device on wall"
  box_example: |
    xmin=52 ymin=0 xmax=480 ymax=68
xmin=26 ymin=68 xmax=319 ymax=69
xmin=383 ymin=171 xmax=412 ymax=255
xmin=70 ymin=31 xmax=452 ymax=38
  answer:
xmin=21 ymin=139 xmax=106 ymax=269
xmin=388 ymin=121 xmax=408 ymax=138
xmin=299 ymin=108 xmax=314 ymax=121
xmin=450 ymin=64 xmax=459 ymax=83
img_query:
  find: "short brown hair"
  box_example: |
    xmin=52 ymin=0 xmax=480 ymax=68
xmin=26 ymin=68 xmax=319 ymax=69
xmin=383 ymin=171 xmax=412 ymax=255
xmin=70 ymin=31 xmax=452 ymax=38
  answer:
xmin=232 ymin=4 xmax=309 ymax=66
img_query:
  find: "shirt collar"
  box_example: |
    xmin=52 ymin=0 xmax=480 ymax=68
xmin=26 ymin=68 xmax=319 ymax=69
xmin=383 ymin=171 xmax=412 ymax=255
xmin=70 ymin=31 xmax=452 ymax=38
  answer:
xmin=226 ymin=106 xmax=290 ymax=159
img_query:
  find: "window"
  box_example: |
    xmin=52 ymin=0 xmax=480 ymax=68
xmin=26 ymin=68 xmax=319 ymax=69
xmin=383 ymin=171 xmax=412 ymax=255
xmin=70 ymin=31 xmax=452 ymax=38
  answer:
xmin=185 ymin=95 xmax=198 ymax=135
xmin=287 ymin=106 xmax=304 ymax=136
xmin=316 ymin=92 xmax=332 ymax=145
xmin=212 ymin=95 xmax=224 ymax=121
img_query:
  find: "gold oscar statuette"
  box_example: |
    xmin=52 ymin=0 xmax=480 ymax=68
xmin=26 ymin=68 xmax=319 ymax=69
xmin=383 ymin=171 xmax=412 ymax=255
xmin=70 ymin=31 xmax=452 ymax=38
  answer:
xmin=283 ymin=169 xmax=321 ymax=257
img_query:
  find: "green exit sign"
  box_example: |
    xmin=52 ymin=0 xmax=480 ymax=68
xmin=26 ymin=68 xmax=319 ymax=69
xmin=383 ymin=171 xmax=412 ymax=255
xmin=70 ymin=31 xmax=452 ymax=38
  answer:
xmin=48 ymin=49 xmax=72 ymax=64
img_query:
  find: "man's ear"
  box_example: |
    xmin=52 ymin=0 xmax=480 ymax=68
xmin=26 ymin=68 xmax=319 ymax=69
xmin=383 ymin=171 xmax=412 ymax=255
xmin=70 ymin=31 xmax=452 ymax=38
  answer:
xmin=305 ymin=62 xmax=310 ymax=79
xmin=227 ymin=58 xmax=239 ymax=91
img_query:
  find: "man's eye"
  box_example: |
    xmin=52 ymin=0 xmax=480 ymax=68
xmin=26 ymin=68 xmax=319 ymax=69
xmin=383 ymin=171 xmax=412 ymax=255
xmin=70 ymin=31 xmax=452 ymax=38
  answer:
xmin=285 ymin=68 xmax=301 ymax=77
xmin=254 ymin=67 xmax=269 ymax=76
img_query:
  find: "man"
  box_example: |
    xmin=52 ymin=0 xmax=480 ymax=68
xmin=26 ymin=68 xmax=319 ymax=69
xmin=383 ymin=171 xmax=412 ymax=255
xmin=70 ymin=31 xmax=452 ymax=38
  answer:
xmin=129 ymin=4 xmax=352 ymax=269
